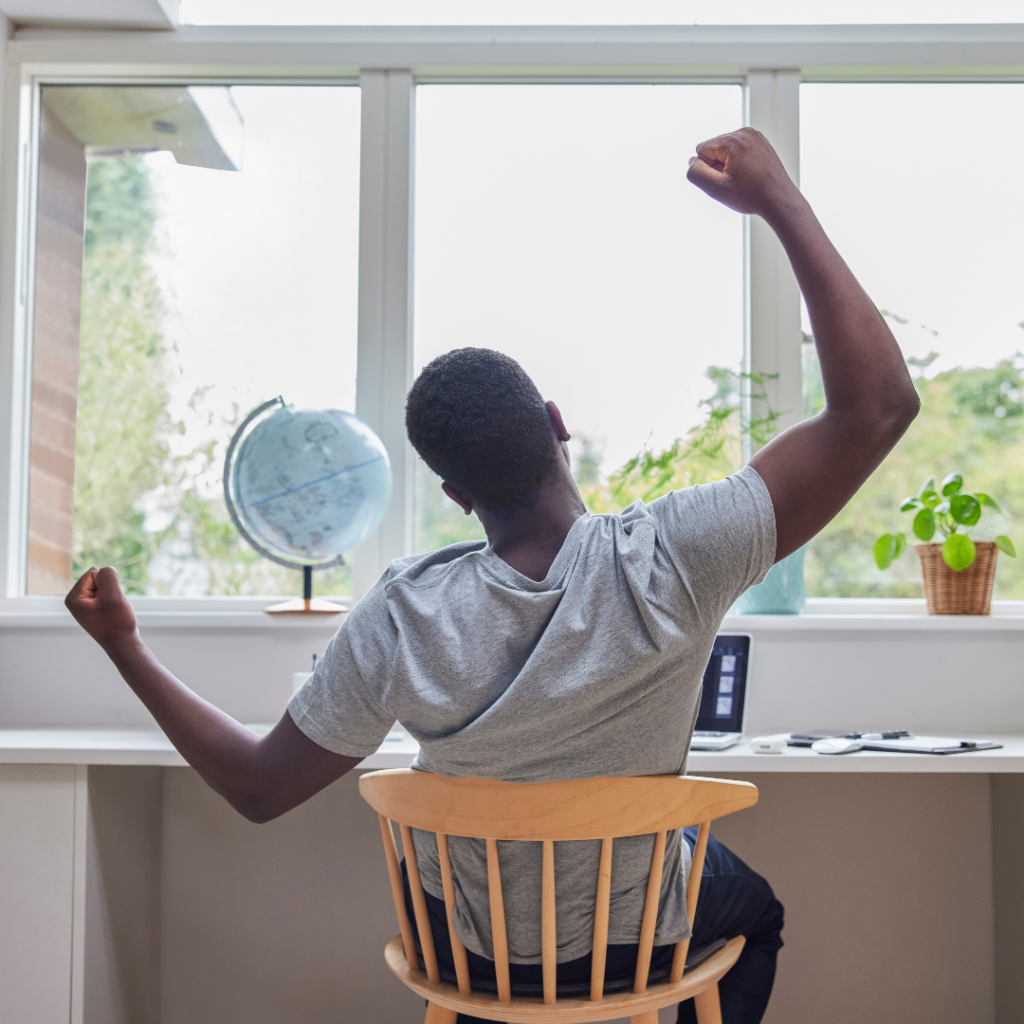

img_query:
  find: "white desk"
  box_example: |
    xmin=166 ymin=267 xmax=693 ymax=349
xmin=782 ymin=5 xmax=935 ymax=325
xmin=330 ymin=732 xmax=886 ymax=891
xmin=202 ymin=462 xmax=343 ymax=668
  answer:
xmin=2 ymin=727 xmax=1024 ymax=772
xmin=2 ymin=729 xmax=1022 ymax=1024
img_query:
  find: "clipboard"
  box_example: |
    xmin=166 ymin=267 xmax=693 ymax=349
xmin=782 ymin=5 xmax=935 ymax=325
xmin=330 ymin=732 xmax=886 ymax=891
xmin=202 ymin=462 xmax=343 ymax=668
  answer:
xmin=788 ymin=731 xmax=1002 ymax=755
xmin=858 ymin=735 xmax=1002 ymax=755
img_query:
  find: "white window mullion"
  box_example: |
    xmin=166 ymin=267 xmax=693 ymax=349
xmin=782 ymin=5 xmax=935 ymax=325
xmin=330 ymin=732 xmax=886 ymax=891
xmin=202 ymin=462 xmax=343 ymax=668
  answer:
xmin=0 ymin=67 xmax=36 ymax=599
xmin=353 ymin=70 xmax=416 ymax=598
xmin=745 ymin=69 xmax=803 ymax=453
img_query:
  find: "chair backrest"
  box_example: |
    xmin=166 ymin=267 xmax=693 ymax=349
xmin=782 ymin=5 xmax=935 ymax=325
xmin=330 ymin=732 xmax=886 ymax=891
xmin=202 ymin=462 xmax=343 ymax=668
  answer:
xmin=359 ymin=771 xmax=758 ymax=1008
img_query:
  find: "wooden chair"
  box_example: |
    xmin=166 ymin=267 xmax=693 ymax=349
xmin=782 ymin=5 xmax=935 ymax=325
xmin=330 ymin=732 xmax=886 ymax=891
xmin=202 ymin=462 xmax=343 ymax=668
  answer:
xmin=359 ymin=769 xmax=758 ymax=1024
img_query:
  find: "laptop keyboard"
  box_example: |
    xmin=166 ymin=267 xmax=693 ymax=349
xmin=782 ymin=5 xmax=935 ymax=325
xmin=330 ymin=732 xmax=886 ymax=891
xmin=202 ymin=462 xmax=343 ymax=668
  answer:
xmin=693 ymin=731 xmax=730 ymax=738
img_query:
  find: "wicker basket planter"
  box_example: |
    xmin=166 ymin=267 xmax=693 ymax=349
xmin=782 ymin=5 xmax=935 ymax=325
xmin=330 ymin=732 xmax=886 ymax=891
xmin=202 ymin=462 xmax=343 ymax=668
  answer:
xmin=915 ymin=542 xmax=998 ymax=615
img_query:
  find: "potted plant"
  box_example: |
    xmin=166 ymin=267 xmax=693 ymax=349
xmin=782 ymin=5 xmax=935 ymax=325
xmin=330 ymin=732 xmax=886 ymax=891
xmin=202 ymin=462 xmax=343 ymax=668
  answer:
xmin=874 ymin=473 xmax=1016 ymax=614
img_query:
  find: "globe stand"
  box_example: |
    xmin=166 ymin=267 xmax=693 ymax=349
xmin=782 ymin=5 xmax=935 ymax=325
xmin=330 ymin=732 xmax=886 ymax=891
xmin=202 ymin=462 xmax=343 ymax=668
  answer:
xmin=223 ymin=397 xmax=354 ymax=619
xmin=264 ymin=565 xmax=348 ymax=616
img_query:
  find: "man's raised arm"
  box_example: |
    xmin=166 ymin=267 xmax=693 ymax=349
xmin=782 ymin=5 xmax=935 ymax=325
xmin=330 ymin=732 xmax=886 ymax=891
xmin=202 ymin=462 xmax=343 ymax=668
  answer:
xmin=687 ymin=128 xmax=919 ymax=560
xmin=65 ymin=567 xmax=359 ymax=822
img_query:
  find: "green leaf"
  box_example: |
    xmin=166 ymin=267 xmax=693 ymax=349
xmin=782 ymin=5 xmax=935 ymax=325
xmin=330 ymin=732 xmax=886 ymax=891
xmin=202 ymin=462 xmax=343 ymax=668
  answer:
xmin=995 ymin=535 xmax=1017 ymax=558
xmin=919 ymin=476 xmax=936 ymax=496
xmin=949 ymin=493 xmax=981 ymax=527
xmin=976 ymin=492 xmax=1003 ymax=514
xmin=942 ymin=533 xmax=976 ymax=571
xmin=873 ymin=533 xmax=897 ymax=570
xmin=913 ymin=507 xmax=936 ymax=541
xmin=893 ymin=532 xmax=907 ymax=560
xmin=919 ymin=490 xmax=940 ymax=508
xmin=899 ymin=496 xmax=920 ymax=512
xmin=941 ymin=472 xmax=964 ymax=496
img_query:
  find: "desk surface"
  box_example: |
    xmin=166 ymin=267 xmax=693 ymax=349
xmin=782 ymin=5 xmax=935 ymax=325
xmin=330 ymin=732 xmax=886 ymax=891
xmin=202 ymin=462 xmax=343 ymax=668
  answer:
xmin=2 ymin=728 xmax=1024 ymax=772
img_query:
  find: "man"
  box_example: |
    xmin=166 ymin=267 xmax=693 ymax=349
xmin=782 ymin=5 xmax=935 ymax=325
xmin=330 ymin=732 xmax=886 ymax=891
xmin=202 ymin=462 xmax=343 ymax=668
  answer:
xmin=66 ymin=129 xmax=919 ymax=1024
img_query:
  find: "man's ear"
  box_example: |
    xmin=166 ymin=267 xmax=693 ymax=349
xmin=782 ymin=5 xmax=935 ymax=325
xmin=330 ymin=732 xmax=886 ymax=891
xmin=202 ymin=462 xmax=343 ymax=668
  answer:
xmin=442 ymin=481 xmax=473 ymax=515
xmin=546 ymin=401 xmax=571 ymax=443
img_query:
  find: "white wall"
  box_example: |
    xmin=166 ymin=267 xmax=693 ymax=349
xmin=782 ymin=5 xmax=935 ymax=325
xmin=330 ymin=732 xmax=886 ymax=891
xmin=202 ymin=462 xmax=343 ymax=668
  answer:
xmin=2 ymin=614 xmax=1022 ymax=735
xmin=0 ymin=617 xmax=338 ymax=727
xmin=148 ymin=766 xmax=997 ymax=1024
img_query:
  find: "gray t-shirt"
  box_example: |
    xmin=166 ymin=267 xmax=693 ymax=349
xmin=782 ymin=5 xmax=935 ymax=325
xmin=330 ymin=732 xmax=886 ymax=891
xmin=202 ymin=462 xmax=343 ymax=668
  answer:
xmin=290 ymin=465 xmax=775 ymax=964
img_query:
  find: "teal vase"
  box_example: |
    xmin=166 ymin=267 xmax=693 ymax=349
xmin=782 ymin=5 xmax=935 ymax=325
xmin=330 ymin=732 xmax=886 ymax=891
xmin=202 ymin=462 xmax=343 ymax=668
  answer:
xmin=732 ymin=546 xmax=806 ymax=615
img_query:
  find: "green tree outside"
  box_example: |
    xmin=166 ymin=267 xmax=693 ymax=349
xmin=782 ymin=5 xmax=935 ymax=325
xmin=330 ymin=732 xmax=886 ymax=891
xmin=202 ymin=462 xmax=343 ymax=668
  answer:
xmin=801 ymin=339 xmax=1024 ymax=598
xmin=72 ymin=157 xmax=350 ymax=596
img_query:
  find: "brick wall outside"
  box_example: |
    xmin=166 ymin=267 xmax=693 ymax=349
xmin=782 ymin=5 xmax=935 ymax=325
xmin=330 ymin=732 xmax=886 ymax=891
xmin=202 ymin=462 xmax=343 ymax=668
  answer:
xmin=26 ymin=103 xmax=86 ymax=595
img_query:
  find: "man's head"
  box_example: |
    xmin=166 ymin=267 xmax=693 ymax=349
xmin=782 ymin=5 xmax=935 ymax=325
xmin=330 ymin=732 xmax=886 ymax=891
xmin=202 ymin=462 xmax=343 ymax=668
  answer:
xmin=405 ymin=348 xmax=558 ymax=510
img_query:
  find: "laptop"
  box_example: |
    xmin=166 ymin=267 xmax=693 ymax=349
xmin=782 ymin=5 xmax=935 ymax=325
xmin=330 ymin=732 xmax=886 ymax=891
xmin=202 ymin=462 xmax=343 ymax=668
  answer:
xmin=689 ymin=633 xmax=752 ymax=751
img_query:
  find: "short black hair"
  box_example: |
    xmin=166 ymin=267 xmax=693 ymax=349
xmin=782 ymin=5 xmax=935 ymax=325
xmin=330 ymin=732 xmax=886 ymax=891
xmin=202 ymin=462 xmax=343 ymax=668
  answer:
xmin=405 ymin=348 xmax=556 ymax=510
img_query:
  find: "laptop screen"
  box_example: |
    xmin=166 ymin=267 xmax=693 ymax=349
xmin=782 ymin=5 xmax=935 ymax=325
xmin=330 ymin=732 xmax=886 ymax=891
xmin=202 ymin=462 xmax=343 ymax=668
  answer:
xmin=695 ymin=634 xmax=751 ymax=733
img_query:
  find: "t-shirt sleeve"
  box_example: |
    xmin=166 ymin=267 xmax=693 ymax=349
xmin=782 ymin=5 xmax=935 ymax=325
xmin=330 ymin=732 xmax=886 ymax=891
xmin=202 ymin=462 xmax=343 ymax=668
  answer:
xmin=647 ymin=464 xmax=777 ymax=624
xmin=287 ymin=574 xmax=397 ymax=758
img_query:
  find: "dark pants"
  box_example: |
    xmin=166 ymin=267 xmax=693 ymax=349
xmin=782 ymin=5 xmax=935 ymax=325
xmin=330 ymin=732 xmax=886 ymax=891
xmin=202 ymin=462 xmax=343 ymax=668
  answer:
xmin=403 ymin=828 xmax=784 ymax=1024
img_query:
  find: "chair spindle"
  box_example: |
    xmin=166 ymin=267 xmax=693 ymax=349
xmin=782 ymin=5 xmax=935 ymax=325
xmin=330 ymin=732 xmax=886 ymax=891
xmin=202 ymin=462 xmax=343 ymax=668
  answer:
xmin=541 ymin=839 xmax=557 ymax=1005
xmin=436 ymin=832 xmax=472 ymax=994
xmin=486 ymin=838 xmax=512 ymax=1002
xmin=694 ymin=980 xmax=724 ymax=1024
xmin=589 ymin=836 xmax=614 ymax=1001
xmin=378 ymin=815 xmax=419 ymax=971
xmin=671 ymin=819 xmax=711 ymax=983
xmin=400 ymin=823 xmax=440 ymax=982
xmin=633 ymin=830 xmax=668 ymax=994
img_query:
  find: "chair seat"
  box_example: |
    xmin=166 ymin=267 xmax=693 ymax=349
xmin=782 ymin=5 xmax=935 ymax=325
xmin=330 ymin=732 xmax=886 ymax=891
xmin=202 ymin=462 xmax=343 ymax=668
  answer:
xmin=384 ymin=933 xmax=746 ymax=1024
xmin=431 ymin=938 xmax=729 ymax=998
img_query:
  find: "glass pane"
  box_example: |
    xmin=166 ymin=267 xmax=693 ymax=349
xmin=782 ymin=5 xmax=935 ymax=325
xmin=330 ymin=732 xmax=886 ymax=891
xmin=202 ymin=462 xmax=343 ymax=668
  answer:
xmin=801 ymin=83 xmax=1024 ymax=598
xmin=27 ymin=85 xmax=360 ymax=595
xmin=413 ymin=83 xmax=744 ymax=553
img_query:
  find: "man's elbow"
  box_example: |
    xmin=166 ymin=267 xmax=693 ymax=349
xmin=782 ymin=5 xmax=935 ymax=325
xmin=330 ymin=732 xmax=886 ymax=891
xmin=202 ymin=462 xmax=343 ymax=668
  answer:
xmin=889 ymin=384 xmax=921 ymax=436
xmin=874 ymin=382 xmax=919 ymax=445
xmin=226 ymin=786 xmax=288 ymax=825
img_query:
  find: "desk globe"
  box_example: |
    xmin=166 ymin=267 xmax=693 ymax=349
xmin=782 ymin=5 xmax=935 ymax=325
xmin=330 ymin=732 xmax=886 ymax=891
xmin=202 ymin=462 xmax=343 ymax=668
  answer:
xmin=223 ymin=397 xmax=392 ymax=614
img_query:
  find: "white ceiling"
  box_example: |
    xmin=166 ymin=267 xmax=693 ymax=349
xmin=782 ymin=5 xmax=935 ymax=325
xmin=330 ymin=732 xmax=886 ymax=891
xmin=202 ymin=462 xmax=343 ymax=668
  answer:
xmin=0 ymin=0 xmax=177 ymax=28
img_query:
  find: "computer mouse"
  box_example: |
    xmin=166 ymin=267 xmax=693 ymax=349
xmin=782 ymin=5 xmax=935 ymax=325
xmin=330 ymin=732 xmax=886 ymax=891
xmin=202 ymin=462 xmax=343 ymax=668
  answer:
xmin=811 ymin=737 xmax=863 ymax=755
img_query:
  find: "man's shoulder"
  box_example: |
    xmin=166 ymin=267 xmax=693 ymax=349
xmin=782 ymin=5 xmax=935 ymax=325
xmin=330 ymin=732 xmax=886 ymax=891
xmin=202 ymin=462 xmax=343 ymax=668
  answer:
xmin=384 ymin=540 xmax=489 ymax=590
xmin=646 ymin=466 xmax=773 ymax=525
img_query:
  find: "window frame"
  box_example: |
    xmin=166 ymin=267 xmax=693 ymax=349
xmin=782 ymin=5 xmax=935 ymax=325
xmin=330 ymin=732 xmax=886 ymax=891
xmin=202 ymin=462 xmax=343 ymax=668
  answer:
xmin=1 ymin=24 xmax=1022 ymax=609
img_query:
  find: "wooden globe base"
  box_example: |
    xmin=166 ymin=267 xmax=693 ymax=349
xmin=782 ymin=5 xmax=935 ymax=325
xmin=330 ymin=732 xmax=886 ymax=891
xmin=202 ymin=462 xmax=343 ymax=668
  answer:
xmin=262 ymin=566 xmax=347 ymax=616
xmin=263 ymin=596 xmax=348 ymax=616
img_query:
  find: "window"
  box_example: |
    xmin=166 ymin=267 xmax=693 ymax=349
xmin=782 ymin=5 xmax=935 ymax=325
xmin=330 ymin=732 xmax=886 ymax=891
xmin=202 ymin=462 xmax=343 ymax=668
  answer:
xmin=413 ymin=83 xmax=744 ymax=552
xmin=801 ymin=83 xmax=1024 ymax=598
xmin=26 ymin=85 xmax=361 ymax=596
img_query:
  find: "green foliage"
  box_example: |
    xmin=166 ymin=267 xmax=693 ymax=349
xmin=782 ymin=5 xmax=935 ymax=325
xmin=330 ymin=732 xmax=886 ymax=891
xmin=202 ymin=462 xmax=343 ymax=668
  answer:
xmin=579 ymin=367 xmax=778 ymax=513
xmin=84 ymin=158 xmax=157 ymax=255
xmin=949 ymin=362 xmax=1024 ymax=439
xmin=72 ymin=160 xmax=171 ymax=593
xmin=414 ymin=460 xmax=487 ymax=552
xmin=804 ymin=342 xmax=1024 ymax=597
xmin=874 ymin=469 xmax=1015 ymax=572
xmin=995 ymin=535 xmax=1017 ymax=558
xmin=942 ymin=532 xmax=976 ymax=571
xmin=873 ymin=531 xmax=906 ymax=570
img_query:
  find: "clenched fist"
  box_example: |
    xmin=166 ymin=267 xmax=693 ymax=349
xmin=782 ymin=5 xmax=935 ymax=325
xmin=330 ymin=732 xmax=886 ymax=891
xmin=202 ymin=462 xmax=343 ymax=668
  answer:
xmin=686 ymin=127 xmax=801 ymax=220
xmin=65 ymin=566 xmax=139 ymax=651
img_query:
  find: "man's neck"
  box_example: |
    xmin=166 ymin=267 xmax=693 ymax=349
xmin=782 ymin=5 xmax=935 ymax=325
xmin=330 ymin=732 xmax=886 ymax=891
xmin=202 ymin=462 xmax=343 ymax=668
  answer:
xmin=477 ymin=465 xmax=587 ymax=582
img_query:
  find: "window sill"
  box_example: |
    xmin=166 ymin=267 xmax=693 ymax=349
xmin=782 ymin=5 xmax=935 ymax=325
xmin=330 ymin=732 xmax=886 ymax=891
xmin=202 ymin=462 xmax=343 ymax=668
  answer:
xmin=0 ymin=595 xmax=352 ymax=629
xmin=721 ymin=597 xmax=1024 ymax=631
xmin=1 ymin=596 xmax=1022 ymax=630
